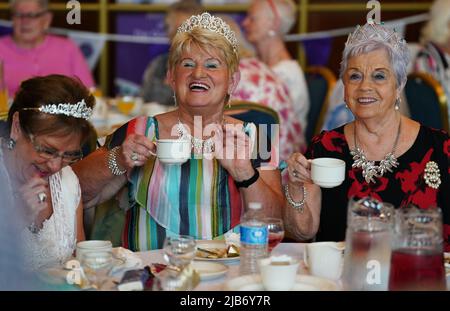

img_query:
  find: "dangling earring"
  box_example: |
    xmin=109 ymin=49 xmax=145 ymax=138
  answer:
xmin=173 ymin=93 xmax=177 ymax=107
xmin=224 ymin=94 xmax=231 ymax=108
xmin=268 ymin=30 xmax=276 ymax=37
xmin=395 ymin=98 xmax=400 ymax=111
xmin=7 ymin=138 xmax=16 ymax=150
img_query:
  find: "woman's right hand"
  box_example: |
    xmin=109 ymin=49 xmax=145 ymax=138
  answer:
xmin=286 ymin=152 xmax=313 ymax=186
xmin=117 ymin=133 xmax=156 ymax=171
xmin=19 ymin=175 xmax=49 ymax=222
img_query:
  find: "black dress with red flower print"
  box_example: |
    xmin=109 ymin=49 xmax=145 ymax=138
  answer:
xmin=306 ymin=125 xmax=450 ymax=251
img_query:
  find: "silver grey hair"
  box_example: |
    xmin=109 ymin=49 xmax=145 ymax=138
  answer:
xmin=339 ymin=24 xmax=410 ymax=90
xmin=420 ymin=0 xmax=450 ymax=45
xmin=267 ymin=0 xmax=297 ymax=35
xmin=10 ymin=0 xmax=48 ymax=10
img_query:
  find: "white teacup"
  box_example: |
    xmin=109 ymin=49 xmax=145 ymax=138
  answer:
xmin=311 ymin=158 xmax=346 ymax=188
xmin=303 ymin=241 xmax=345 ymax=281
xmin=76 ymin=240 xmax=112 ymax=261
xmin=258 ymin=255 xmax=300 ymax=291
xmin=156 ymin=139 xmax=191 ymax=165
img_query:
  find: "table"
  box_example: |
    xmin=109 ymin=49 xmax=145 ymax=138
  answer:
xmin=137 ymin=243 xmax=450 ymax=291
xmin=137 ymin=243 xmax=306 ymax=291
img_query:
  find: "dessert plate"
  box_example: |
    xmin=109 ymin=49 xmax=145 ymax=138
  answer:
xmin=195 ymin=240 xmax=240 ymax=263
xmin=192 ymin=261 xmax=228 ymax=281
xmin=224 ymin=274 xmax=340 ymax=291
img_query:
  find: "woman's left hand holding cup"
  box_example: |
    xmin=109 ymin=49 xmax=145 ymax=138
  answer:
xmin=286 ymin=152 xmax=312 ymax=186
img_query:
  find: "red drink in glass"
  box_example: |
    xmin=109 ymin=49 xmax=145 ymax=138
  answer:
xmin=388 ymin=248 xmax=446 ymax=291
xmin=268 ymin=232 xmax=284 ymax=252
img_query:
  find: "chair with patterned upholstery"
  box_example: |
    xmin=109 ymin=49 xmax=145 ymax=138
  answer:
xmin=304 ymin=66 xmax=337 ymax=144
xmin=404 ymin=72 xmax=449 ymax=132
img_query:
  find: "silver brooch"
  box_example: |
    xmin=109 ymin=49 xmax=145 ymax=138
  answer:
xmin=424 ymin=161 xmax=441 ymax=189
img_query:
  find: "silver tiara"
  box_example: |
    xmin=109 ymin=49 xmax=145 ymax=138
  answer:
xmin=345 ymin=21 xmax=406 ymax=51
xmin=23 ymin=99 xmax=92 ymax=120
xmin=177 ymin=12 xmax=238 ymax=54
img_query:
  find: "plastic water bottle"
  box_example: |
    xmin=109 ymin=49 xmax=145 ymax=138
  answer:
xmin=239 ymin=202 xmax=268 ymax=275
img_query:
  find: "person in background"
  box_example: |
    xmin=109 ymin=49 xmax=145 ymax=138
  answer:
xmin=139 ymin=0 xmax=204 ymax=106
xmin=414 ymin=0 xmax=450 ymax=125
xmin=0 ymin=0 xmax=95 ymax=97
xmin=243 ymin=0 xmax=309 ymax=137
xmin=283 ymin=23 xmax=450 ymax=250
xmin=2 ymin=74 xmax=94 ymax=269
xmin=227 ymin=16 xmax=305 ymax=167
xmin=73 ymin=13 xmax=284 ymax=251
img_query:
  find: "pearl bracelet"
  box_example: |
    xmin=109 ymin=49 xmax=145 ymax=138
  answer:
xmin=107 ymin=146 xmax=127 ymax=176
xmin=284 ymin=184 xmax=306 ymax=213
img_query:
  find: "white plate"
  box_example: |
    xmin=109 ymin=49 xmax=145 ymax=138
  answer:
xmin=195 ymin=240 xmax=240 ymax=263
xmin=224 ymin=274 xmax=340 ymax=291
xmin=193 ymin=261 xmax=228 ymax=281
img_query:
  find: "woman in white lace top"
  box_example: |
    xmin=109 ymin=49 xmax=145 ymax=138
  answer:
xmin=1 ymin=74 xmax=95 ymax=270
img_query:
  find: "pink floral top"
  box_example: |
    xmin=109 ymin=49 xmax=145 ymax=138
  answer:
xmin=232 ymin=57 xmax=305 ymax=163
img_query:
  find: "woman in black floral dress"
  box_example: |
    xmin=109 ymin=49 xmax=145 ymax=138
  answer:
xmin=283 ymin=22 xmax=450 ymax=251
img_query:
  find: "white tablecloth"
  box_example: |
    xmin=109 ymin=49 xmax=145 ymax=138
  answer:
xmin=137 ymin=243 xmax=305 ymax=291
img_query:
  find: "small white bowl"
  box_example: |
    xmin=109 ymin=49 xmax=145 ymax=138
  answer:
xmin=76 ymin=240 xmax=112 ymax=261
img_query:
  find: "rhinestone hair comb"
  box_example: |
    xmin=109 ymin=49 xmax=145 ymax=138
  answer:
xmin=22 ymin=99 xmax=93 ymax=120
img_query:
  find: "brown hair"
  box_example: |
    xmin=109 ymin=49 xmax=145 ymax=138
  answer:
xmin=7 ymin=74 xmax=95 ymax=145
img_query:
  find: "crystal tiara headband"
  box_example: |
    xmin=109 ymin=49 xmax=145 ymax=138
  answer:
xmin=345 ymin=21 xmax=406 ymax=51
xmin=22 ymin=99 xmax=93 ymax=120
xmin=177 ymin=12 xmax=238 ymax=54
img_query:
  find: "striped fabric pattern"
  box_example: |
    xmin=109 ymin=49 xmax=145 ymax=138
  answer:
xmin=111 ymin=116 xmax=248 ymax=251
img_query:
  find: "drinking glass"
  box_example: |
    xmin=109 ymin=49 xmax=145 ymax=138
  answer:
xmin=81 ymin=251 xmax=113 ymax=290
xmin=265 ymin=217 xmax=285 ymax=253
xmin=0 ymin=60 xmax=8 ymax=112
xmin=116 ymin=95 xmax=135 ymax=115
xmin=163 ymin=235 xmax=196 ymax=268
xmin=154 ymin=235 xmax=197 ymax=291
xmin=388 ymin=205 xmax=446 ymax=291
xmin=341 ymin=197 xmax=394 ymax=290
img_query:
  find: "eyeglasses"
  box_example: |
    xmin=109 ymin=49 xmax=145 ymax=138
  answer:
xmin=28 ymin=134 xmax=83 ymax=164
xmin=11 ymin=10 xmax=48 ymax=20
